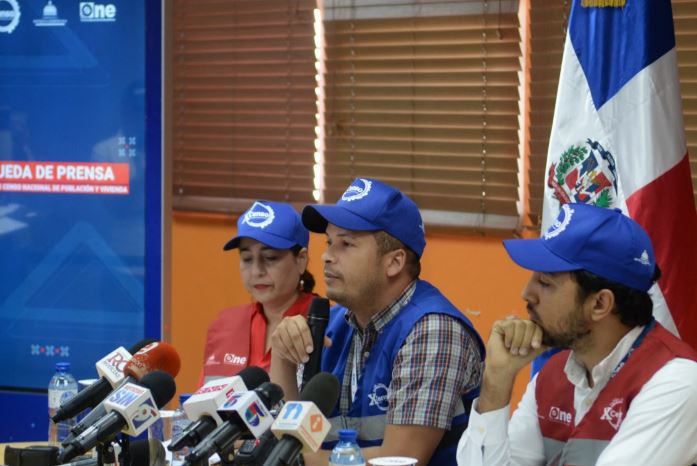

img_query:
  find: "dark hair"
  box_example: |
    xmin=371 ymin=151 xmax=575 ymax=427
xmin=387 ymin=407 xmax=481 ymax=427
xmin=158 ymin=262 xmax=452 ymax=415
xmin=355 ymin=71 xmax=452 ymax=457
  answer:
xmin=290 ymin=245 xmax=315 ymax=293
xmin=373 ymin=231 xmax=421 ymax=279
xmin=571 ymin=265 xmax=662 ymax=327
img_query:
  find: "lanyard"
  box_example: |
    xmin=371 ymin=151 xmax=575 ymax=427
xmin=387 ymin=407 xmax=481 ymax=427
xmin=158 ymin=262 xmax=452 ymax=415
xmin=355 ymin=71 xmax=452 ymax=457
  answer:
xmin=609 ymin=318 xmax=655 ymax=380
xmin=350 ymin=333 xmax=361 ymax=402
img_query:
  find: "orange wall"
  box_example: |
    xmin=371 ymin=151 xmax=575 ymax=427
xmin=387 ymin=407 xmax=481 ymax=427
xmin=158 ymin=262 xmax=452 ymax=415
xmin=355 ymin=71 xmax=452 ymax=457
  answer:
xmin=171 ymin=211 xmax=532 ymax=408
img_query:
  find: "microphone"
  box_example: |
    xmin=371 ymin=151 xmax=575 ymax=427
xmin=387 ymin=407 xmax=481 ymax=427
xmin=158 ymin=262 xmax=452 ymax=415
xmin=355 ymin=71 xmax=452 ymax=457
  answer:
xmin=67 ymin=341 xmax=181 ymax=442
xmin=52 ymin=339 xmax=156 ymax=423
xmin=301 ymin=298 xmax=330 ymax=389
xmin=168 ymin=366 xmax=269 ymax=451
xmin=262 ymin=372 xmax=340 ymax=466
xmin=184 ymin=382 xmax=284 ymax=465
xmin=59 ymin=371 xmax=177 ymax=463
xmin=129 ymin=438 xmax=166 ymax=466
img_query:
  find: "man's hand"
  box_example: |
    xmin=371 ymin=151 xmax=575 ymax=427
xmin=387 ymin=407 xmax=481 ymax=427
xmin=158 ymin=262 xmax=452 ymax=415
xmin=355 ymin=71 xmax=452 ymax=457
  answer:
xmin=487 ymin=317 xmax=546 ymax=376
xmin=477 ymin=317 xmax=547 ymax=414
xmin=271 ymin=315 xmax=314 ymax=365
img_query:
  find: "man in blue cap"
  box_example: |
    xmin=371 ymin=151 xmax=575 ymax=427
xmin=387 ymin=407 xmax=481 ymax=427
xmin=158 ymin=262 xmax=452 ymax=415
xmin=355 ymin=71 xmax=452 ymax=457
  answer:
xmin=456 ymin=203 xmax=697 ymax=466
xmin=270 ymin=178 xmax=485 ymax=466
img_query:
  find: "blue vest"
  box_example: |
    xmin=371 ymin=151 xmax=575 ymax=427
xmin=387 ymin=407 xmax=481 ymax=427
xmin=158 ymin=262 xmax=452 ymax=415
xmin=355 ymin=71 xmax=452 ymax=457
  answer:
xmin=320 ymin=280 xmax=484 ymax=466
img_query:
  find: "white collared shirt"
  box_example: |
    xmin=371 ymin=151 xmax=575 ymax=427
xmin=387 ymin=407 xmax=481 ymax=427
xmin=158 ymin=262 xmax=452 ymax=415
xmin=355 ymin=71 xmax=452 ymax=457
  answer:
xmin=456 ymin=326 xmax=697 ymax=466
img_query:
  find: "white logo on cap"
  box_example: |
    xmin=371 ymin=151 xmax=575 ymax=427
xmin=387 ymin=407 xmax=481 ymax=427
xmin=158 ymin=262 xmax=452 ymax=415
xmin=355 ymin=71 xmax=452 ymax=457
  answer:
xmin=341 ymin=178 xmax=372 ymax=202
xmin=634 ymin=250 xmax=651 ymax=267
xmin=242 ymin=202 xmax=275 ymax=229
xmin=544 ymin=204 xmax=574 ymax=240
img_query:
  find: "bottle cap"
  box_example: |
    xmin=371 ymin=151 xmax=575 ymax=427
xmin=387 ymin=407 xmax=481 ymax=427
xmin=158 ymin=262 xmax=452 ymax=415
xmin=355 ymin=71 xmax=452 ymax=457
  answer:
xmin=338 ymin=429 xmax=358 ymax=442
xmin=56 ymin=362 xmax=70 ymax=372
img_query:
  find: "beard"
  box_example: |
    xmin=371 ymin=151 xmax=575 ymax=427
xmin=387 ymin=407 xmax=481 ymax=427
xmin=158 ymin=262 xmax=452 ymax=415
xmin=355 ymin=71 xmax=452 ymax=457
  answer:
xmin=528 ymin=303 xmax=592 ymax=349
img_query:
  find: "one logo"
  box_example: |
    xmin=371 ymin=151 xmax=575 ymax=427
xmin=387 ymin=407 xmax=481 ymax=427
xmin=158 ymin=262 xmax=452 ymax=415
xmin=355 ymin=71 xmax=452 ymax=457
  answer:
xmin=548 ymin=406 xmax=572 ymax=425
xmin=242 ymin=202 xmax=275 ymax=229
xmin=281 ymin=402 xmax=303 ymax=421
xmin=33 ymin=1 xmax=67 ymax=27
xmin=341 ymin=178 xmax=372 ymax=202
xmin=367 ymin=383 xmax=390 ymax=412
xmin=0 ymin=0 xmax=21 ymax=34
xmin=634 ymin=250 xmax=652 ymax=267
xmin=548 ymin=139 xmax=618 ymax=210
xmin=131 ymin=398 xmax=158 ymax=429
xmin=544 ymin=204 xmax=574 ymax=240
xmin=79 ymin=2 xmax=116 ymax=22
xmin=310 ymin=414 xmax=323 ymax=432
xmin=600 ymin=397 xmax=625 ymax=431
xmin=223 ymin=353 xmax=247 ymax=366
xmin=244 ymin=402 xmax=264 ymax=427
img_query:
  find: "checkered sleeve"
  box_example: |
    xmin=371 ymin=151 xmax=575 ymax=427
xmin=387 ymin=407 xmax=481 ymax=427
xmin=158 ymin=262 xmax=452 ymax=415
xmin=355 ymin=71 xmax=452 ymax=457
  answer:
xmin=386 ymin=314 xmax=483 ymax=429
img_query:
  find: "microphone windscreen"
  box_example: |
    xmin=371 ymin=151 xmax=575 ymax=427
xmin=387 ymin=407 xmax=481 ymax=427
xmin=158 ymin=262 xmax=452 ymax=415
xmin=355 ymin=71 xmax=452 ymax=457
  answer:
xmin=138 ymin=371 xmax=177 ymax=409
xmin=130 ymin=438 xmax=166 ymax=466
xmin=300 ymin=372 xmax=340 ymax=416
xmin=128 ymin=338 xmax=157 ymax=355
xmin=236 ymin=365 xmax=269 ymax=390
xmin=256 ymin=382 xmax=284 ymax=408
xmin=124 ymin=342 xmax=181 ymax=380
xmin=307 ymin=298 xmax=330 ymax=320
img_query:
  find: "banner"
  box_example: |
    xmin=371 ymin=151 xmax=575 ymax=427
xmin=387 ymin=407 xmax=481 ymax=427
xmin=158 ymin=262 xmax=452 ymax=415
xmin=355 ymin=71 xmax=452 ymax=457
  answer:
xmin=0 ymin=0 xmax=156 ymax=389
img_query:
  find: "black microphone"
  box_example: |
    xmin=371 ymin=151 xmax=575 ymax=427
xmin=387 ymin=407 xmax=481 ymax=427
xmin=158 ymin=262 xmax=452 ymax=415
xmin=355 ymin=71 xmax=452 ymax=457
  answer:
xmin=52 ymin=339 xmax=156 ymax=423
xmin=184 ymin=382 xmax=284 ymax=466
xmin=301 ymin=298 xmax=330 ymax=389
xmin=262 ymin=372 xmax=340 ymax=466
xmin=169 ymin=366 xmax=269 ymax=451
xmin=59 ymin=371 xmax=176 ymax=463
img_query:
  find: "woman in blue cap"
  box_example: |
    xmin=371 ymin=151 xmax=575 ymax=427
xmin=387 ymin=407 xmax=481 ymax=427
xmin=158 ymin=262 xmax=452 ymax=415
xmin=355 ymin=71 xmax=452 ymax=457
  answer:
xmin=200 ymin=201 xmax=315 ymax=383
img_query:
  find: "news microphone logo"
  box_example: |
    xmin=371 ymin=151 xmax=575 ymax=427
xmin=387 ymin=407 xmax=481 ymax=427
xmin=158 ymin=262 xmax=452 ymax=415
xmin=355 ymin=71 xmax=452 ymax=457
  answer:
xmin=282 ymin=402 xmax=303 ymax=421
xmin=104 ymin=383 xmax=160 ymax=436
xmin=131 ymin=398 xmax=158 ymax=430
xmin=79 ymin=3 xmax=116 ymax=23
xmin=310 ymin=414 xmax=323 ymax=433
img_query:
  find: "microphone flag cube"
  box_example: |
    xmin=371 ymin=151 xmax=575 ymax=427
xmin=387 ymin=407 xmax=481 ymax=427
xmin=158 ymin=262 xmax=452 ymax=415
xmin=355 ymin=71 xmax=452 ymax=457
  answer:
xmin=95 ymin=347 xmax=132 ymax=386
xmin=271 ymin=401 xmax=330 ymax=453
xmin=217 ymin=391 xmax=274 ymax=439
xmin=184 ymin=376 xmax=248 ymax=425
xmin=104 ymin=382 xmax=160 ymax=436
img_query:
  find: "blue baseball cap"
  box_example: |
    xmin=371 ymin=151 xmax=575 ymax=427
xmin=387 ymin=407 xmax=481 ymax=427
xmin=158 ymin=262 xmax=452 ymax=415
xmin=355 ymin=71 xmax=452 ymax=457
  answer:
xmin=224 ymin=201 xmax=309 ymax=251
xmin=302 ymin=178 xmax=426 ymax=257
xmin=503 ymin=203 xmax=656 ymax=291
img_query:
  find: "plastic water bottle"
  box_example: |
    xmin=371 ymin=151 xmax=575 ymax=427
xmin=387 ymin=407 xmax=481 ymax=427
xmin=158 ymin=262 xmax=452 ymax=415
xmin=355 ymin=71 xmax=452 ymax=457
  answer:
xmin=171 ymin=393 xmax=192 ymax=466
xmin=48 ymin=362 xmax=78 ymax=444
xmin=329 ymin=429 xmax=365 ymax=466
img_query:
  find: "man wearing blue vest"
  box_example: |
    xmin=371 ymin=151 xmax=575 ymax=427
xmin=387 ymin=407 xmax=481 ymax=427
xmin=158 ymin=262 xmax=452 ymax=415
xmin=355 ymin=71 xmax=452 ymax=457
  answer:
xmin=270 ymin=178 xmax=484 ymax=466
xmin=456 ymin=204 xmax=697 ymax=465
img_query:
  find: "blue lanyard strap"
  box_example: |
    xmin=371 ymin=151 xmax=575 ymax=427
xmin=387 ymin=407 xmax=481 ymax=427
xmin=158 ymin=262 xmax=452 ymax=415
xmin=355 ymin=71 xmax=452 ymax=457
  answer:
xmin=609 ymin=318 xmax=656 ymax=380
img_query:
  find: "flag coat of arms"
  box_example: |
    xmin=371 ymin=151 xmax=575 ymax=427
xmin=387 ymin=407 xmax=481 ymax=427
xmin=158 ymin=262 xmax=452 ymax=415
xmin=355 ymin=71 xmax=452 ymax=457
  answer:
xmin=541 ymin=0 xmax=697 ymax=348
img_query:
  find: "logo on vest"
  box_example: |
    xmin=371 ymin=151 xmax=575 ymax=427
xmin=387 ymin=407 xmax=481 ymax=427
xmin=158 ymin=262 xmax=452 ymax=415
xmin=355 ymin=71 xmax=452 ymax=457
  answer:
xmin=224 ymin=353 xmax=247 ymax=366
xmin=341 ymin=178 xmax=372 ymax=202
xmin=548 ymin=406 xmax=572 ymax=425
xmin=205 ymin=353 xmax=219 ymax=366
xmin=242 ymin=201 xmax=275 ymax=229
xmin=367 ymin=383 xmax=390 ymax=412
xmin=600 ymin=397 xmax=624 ymax=431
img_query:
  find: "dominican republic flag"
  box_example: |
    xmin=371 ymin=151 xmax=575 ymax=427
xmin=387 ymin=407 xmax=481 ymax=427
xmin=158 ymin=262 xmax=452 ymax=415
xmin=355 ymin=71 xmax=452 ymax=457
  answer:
xmin=541 ymin=0 xmax=697 ymax=349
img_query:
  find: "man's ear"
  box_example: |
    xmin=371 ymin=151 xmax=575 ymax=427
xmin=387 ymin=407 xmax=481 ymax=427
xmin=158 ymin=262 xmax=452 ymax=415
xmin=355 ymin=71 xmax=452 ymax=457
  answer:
xmin=588 ymin=288 xmax=615 ymax=322
xmin=383 ymin=248 xmax=407 ymax=278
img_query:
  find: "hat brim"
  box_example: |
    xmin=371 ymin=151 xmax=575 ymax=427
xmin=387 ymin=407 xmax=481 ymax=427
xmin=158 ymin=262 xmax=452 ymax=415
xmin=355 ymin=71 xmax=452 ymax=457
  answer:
xmin=503 ymin=238 xmax=581 ymax=273
xmin=302 ymin=204 xmax=380 ymax=233
xmin=223 ymin=231 xmax=298 ymax=251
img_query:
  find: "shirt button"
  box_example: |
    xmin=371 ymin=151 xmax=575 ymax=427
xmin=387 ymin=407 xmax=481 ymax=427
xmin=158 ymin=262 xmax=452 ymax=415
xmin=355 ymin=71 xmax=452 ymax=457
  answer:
xmin=363 ymin=351 xmax=370 ymax=358
xmin=478 ymin=426 xmax=485 ymax=434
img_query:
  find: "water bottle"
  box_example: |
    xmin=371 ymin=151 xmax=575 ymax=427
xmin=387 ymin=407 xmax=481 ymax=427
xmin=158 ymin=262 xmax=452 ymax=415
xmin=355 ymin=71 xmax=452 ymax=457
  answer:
xmin=329 ymin=429 xmax=365 ymax=466
xmin=48 ymin=362 xmax=78 ymax=444
xmin=171 ymin=393 xmax=192 ymax=466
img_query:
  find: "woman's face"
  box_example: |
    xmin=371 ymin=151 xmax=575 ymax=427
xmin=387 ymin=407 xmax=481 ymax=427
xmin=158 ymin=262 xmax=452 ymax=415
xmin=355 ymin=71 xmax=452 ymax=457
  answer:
xmin=238 ymin=238 xmax=307 ymax=309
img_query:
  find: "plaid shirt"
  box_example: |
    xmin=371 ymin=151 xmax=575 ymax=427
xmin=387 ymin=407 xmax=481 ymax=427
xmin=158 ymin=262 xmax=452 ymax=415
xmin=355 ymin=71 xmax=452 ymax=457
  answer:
xmin=339 ymin=281 xmax=483 ymax=430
